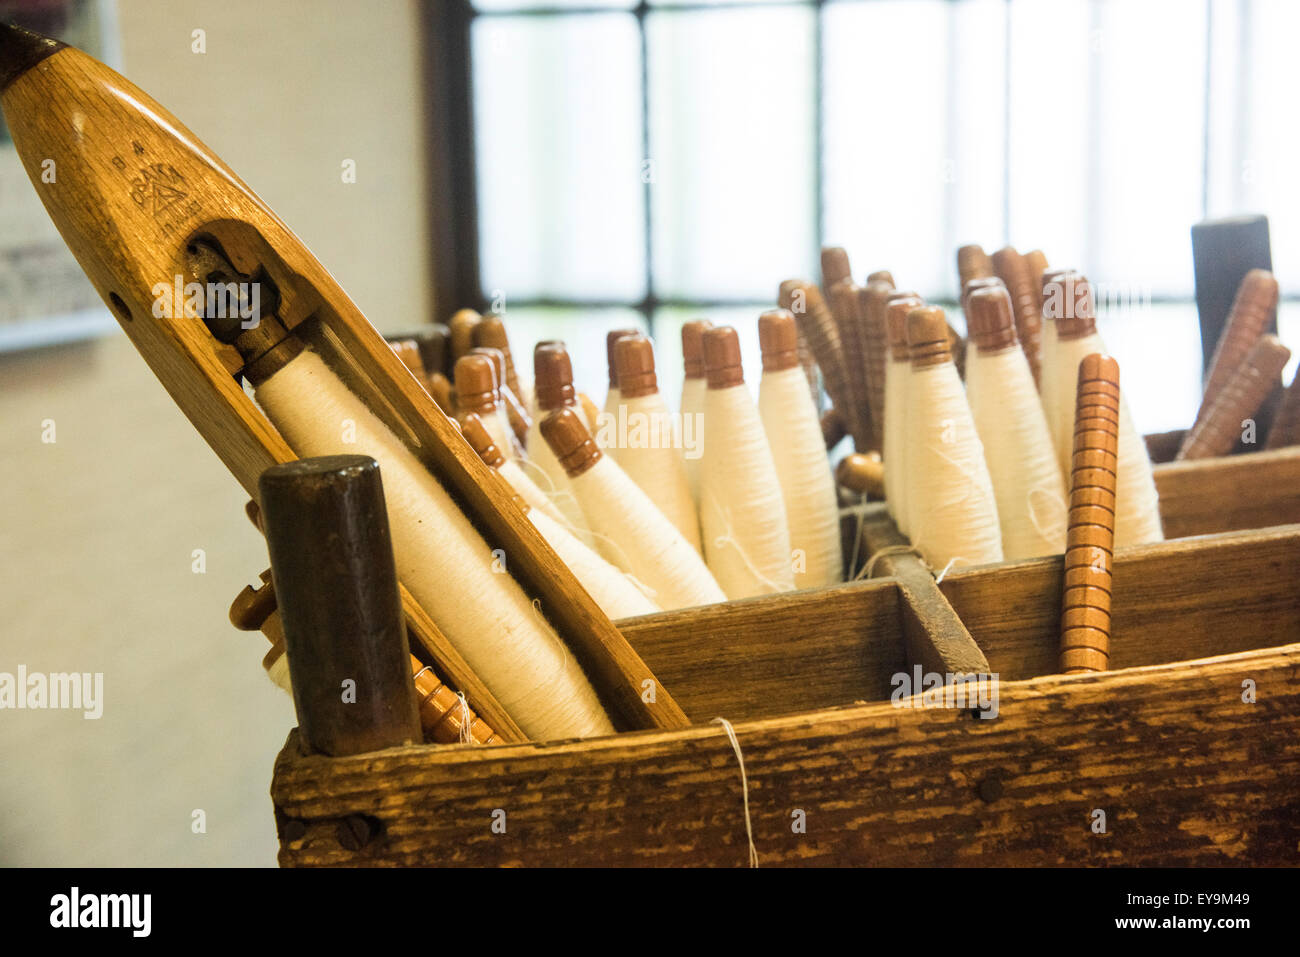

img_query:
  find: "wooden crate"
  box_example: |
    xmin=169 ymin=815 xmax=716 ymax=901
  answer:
xmin=271 ymin=514 xmax=1300 ymax=866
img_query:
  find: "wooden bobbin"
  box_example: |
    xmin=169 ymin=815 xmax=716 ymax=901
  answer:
xmin=821 ymin=407 xmax=848 ymax=449
xmin=758 ymin=309 xmax=800 ymax=372
xmin=460 ymin=412 xmax=531 ymax=514
xmin=681 ymin=320 xmax=713 ymax=381
xmin=412 ymin=325 xmax=451 ymax=379
xmin=1045 ymin=271 xmax=1096 ymax=338
xmin=829 ymin=278 xmax=877 ymax=450
xmin=964 ymin=285 xmax=1019 ymax=354
xmin=470 ymin=345 xmax=531 ymax=443
xmin=886 ymin=293 xmax=925 ymax=362
xmin=1060 ymin=354 xmax=1121 ymax=675
xmin=387 ymin=338 xmax=427 ymax=382
xmin=703 ymin=324 xmax=746 ymax=389
xmin=448 ymin=309 xmax=481 ymax=364
xmin=867 ymin=269 xmax=895 ymax=288
xmin=820 ymin=246 xmax=853 ymax=291
xmin=991 ymin=247 xmax=1045 ymax=388
xmin=779 ymin=278 xmax=858 ymax=446
xmin=1039 ymin=267 xmax=1074 ymax=313
xmin=961 ymin=276 xmax=1005 ymax=312
xmin=258 ymin=455 xmax=423 ymax=756
xmin=858 ymin=280 xmax=896 ymax=450
xmin=541 ymin=407 xmax=603 ymax=479
xmin=1266 ymin=368 xmax=1300 ymax=449
xmin=1188 ymin=269 xmax=1280 ymax=436
xmin=906 ymin=306 xmax=952 ymax=368
xmin=453 ymin=354 xmax=500 ymax=424
xmin=615 ymin=333 xmax=659 ymax=398
xmin=534 ymin=342 xmax=580 ymax=413
xmin=472 ymin=314 xmax=523 ymax=403
xmin=1177 ymin=335 xmax=1292 ymax=460
xmin=229 ymin=572 xmax=499 ymax=746
xmin=425 ymin=372 xmax=454 ymax=416
xmin=1023 ymin=250 xmax=1049 ymax=298
xmin=957 ymin=244 xmax=995 ymax=288
xmin=606 ymin=329 xmax=641 ymax=395
xmin=835 ymin=451 xmax=885 ymax=498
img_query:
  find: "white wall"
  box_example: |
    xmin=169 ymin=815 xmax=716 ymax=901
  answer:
xmin=0 ymin=0 xmax=432 ymax=866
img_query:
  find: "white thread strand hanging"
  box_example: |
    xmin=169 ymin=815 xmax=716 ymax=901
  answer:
xmin=964 ymin=287 xmax=1067 ymax=559
xmin=756 ymin=311 xmax=842 ymax=588
xmin=255 ymin=349 xmax=614 ymax=740
xmin=541 ymin=409 xmax=726 ymax=611
xmin=903 ymin=308 xmax=1003 ymax=572
xmin=498 ymin=457 xmax=567 ymax=525
xmin=612 ymin=335 xmax=702 ymax=552
xmin=712 ymin=716 xmax=759 ymax=868
xmin=699 ymin=326 xmax=796 ymax=599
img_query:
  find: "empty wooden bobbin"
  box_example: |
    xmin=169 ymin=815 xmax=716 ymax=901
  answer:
xmin=1023 ymin=250 xmax=1049 ymax=294
xmin=858 ymin=280 xmax=896 ymax=448
xmin=258 ymin=455 xmax=423 ymax=756
xmin=1177 ymin=335 xmax=1292 ymax=460
xmin=829 ymin=278 xmax=876 ymax=450
xmin=957 ymin=244 xmax=995 ymax=288
xmin=991 ymin=246 xmax=1045 ymax=388
xmin=1060 ymin=354 xmax=1121 ymax=675
xmin=1189 ymin=269 xmax=1280 ymax=435
xmin=821 ymin=246 xmax=853 ymax=290
xmin=780 ymin=278 xmax=857 ymax=446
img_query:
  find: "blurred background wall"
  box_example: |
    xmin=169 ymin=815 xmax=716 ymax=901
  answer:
xmin=0 ymin=0 xmax=431 ymax=866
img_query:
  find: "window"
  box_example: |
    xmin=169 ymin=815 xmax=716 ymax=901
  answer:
xmin=433 ymin=0 xmax=1300 ymax=433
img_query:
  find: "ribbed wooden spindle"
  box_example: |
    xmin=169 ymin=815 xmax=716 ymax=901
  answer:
xmin=1186 ymin=269 xmax=1280 ymax=443
xmin=1177 ymin=335 xmax=1292 ymax=460
xmin=858 ymin=279 xmax=895 ymax=448
xmin=957 ymin=244 xmax=994 ymax=289
xmin=829 ymin=278 xmax=875 ymax=450
xmin=1060 ymin=354 xmax=1121 ymax=675
xmin=821 ymin=246 xmax=853 ymax=291
xmin=780 ymin=278 xmax=857 ymax=445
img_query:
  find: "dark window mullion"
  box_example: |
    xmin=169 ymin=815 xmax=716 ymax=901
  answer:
xmin=637 ymin=1 xmax=656 ymax=337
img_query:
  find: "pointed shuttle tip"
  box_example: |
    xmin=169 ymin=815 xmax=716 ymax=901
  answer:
xmin=0 ymin=21 xmax=66 ymax=95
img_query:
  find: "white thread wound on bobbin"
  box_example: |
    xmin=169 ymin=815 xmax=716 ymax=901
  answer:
xmin=529 ymin=509 xmax=660 ymax=619
xmin=568 ymin=452 xmax=726 ymax=611
xmin=616 ymin=390 xmax=702 ymax=552
xmin=255 ymin=349 xmax=615 ymax=740
xmin=904 ymin=363 xmax=1003 ymax=571
xmin=965 ymin=345 xmax=1067 ymax=559
xmin=758 ymin=365 xmax=843 ymax=588
xmin=680 ymin=376 xmax=708 ymax=507
xmin=699 ymin=383 xmax=796 ymax=599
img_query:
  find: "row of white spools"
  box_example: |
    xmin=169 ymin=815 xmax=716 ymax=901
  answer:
xmin=251 ymin=267 xmax=1162 ymax=742
xmin=884 ymin=270 xmax=1163 ymax=575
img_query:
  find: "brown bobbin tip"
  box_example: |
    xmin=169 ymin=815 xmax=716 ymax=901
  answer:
xmin=886 ymin=294 xmax=924 ymax=360
xmin=453 ymin=354 xmax=498 ymax=413
xmin=962 ymin=276 xmax=1006 ymax=308
xmin=1039 ymin=267 xmax=1074 ymax=311
xmin=965 ymin=286 xmax=1019 ymax=353
xmin=473 ymin=314 xmax=511 ymax=353
xmin=533 ymin=343 xmax=576 ymax=411
xmin=460 ymin=412 xmax=505 ymax=469
xmin=957 ymin=244 xmax=994 ymax=281
xmin=703 ymin=325 xmax=744 ymax=389
xmin=389 ymin=339 xmax=426 ymax=379
xmin=867 ymin=270 xmax=895 ymax=288
xmin=821 ymin=247 xmax=852 ymax=287
xmin=758 ymin=309 xmax=800 ymax=372
xmin=540 ymin=407 xmax=602 ymax=478
xmin=836 ymin=452 xmax=885 ymax=497
xmin=907 ymin=307 xmax=952 ymax=366
xmin=469 ymin=346 xmax=506 ymax=391
xmin=1044 ymin=271 xmax=1096 ymax=338
xmin=448 ymin=309 xmax=481 ymax=359
xmin=615 ymin=334 xmax=658 ymax=398
xmin=1078 ymin=352 xmax=1120 ymax=385
xmin=681 ymin=320 xmax=713 ymax=379
xmin=606 ymin=329 xmax=641 ymax=389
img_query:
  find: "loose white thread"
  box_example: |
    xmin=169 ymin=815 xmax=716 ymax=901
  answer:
xmin=856 ymin=543 xmax=924 ymax=580
xmin=712 ymin=716 xmax=759 ymax=869
xmin=457 ymin=692 xmax=472 ymax=744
